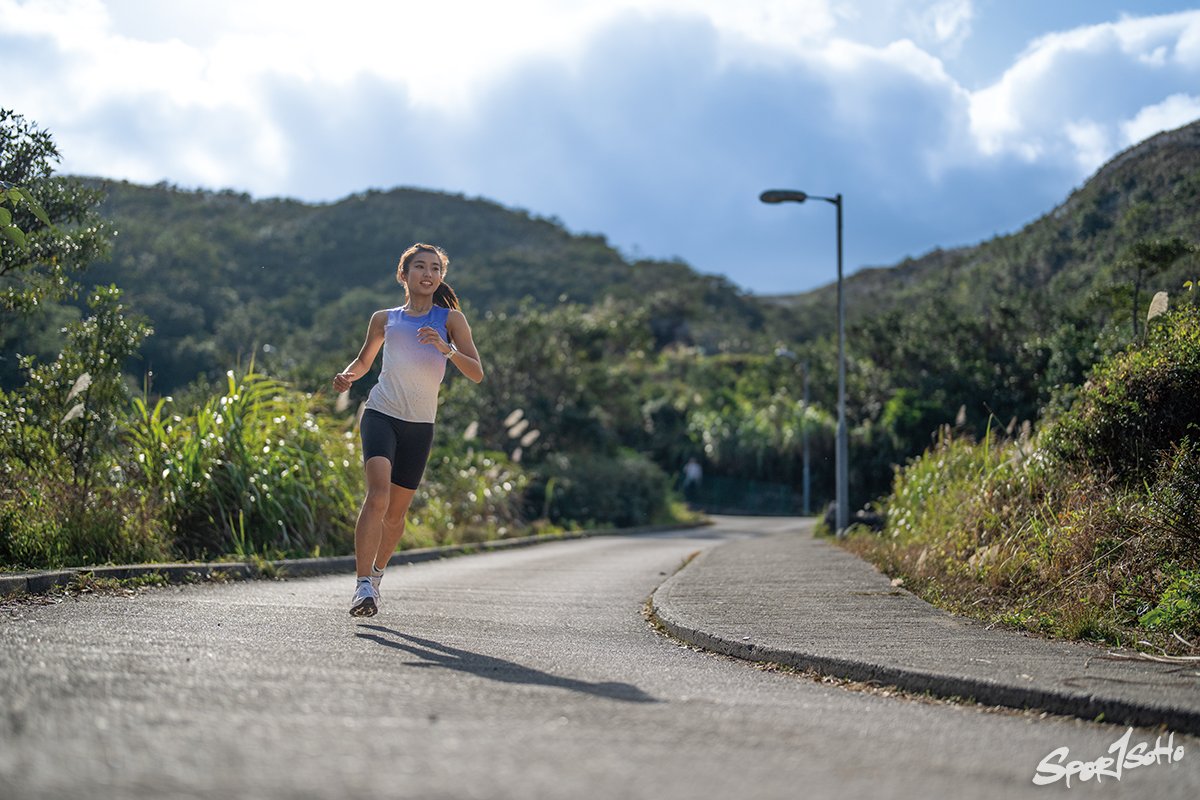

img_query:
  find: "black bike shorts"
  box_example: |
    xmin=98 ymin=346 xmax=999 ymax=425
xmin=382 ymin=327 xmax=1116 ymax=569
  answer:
xmin=360 ymin=408 xmax=435 ymax=489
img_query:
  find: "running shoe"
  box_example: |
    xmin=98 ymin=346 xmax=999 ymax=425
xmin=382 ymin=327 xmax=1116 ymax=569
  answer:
xmin=349 ymin=579 xmax=379 ymax=617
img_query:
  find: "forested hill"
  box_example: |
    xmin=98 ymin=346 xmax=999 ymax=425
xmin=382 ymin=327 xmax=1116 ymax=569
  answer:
xmin=767 ymin=118 xmax=1200 ymax=342
xmin=70 ymin=181 xmax=773 ymax=392
xmin=14 ymin=118 xmax=1198 ymax=411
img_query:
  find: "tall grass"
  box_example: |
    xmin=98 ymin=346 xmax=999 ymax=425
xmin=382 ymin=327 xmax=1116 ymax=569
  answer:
xmin=845 ymin=425 xmax=1197 ymax=652
xmin=122 ymin=370 xmax=360 ymax=559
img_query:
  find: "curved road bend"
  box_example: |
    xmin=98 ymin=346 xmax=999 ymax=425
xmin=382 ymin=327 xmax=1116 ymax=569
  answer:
xmin=1 ymin=516 xmax=1195 ymax=799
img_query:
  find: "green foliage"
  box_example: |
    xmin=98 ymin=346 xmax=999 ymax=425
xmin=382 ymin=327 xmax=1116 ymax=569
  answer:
xmin=1114 ymin=236 xmax=1195 ymax=338
xmin=1045 ymin=306 xmax=1200 ymax=482
xmin=9 ymin=286 xmax=152 ymax=484
xmin=0 ymin=473 xmax=170 ymax=571
xmin=439 ymin=301 xmax=652 ymax=460
xmin=405 ymin=447 xmax=528 ymax=548
xmin=0 ymin=181 xmax=52 ymax=249
xmin=1144 ymin=438 xmax=1200 ymax=553
xmin=0 ymin=109 xmax=111 ymax=332
xmin=849 ymin=309 xmax=1200 ymax=652
xmin=0 ymin=286 xmax=166 ymax=569
xmin=637 ymin=350 xmax=834 ymax=508
xmin=1139 ymin=569 xmax=1200 ymax=631
xmin=529 ymin=449 xmax=671 ymax=530
xmin=122 ymin=370 xmax=360 ymax=559
xmin=433 ymin=302 xmax=696 ymax=527
xmin=881 ymin=423 xmax=1051 ymax=577
xmin=688 ymin=388 xmax=832 ymax=484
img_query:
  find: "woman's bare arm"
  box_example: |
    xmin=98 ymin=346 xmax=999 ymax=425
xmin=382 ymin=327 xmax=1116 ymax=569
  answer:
xmin=332 ymin=310 xmax=387 ymax=392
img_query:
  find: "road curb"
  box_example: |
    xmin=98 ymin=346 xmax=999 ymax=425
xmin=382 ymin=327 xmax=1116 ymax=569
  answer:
xmin=1 ymin=519 xmax=710 ymax=598
xmin=649 ymin=546 xmax=1200 ymax=735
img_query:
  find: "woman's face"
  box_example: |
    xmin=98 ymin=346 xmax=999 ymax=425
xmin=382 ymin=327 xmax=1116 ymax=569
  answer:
xmin=404 ymin=251 xmax=445 ymax=296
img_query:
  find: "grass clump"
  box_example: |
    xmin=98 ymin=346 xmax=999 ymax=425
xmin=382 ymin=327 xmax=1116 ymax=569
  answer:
xmin=122 ymin=370 xmax=361 ymax=560
xmin=844 ymin=306 xmax=1200 ymax=655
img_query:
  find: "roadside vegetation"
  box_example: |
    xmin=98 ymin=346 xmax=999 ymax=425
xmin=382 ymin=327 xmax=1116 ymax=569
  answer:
xmin=842 ymin=303 xmax=1200 ymax=656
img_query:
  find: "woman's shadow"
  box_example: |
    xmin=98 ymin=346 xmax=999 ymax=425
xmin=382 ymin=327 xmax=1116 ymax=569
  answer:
xmin=355 ymin=624 xmax=659 ymax=704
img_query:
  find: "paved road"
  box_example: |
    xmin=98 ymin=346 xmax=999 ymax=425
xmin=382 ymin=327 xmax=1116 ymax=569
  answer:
xmin=1 ymin=517 xmax=1195 ymax=799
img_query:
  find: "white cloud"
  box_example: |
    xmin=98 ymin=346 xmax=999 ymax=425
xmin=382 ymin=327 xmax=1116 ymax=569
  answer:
xmin=92 ymin=0 xmax=840 ymax=107
xmin=1122 ymin=93 xmax=1200 ymax=146
xmin=967 ymin=10 xmax=1200 ymax=169
xmin=908 ymin=0 xmax=973 ymax=56
xmin=1064 ymin=121 xmax=1113 ymax=174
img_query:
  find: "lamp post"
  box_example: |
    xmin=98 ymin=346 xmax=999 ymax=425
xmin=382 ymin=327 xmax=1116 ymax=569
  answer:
xmin=761 ymin=189 xmax=848 ymax=535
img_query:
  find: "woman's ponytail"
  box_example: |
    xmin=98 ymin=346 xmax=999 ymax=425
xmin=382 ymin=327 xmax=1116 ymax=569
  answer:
xmin=434 ymin=281 xmax=460 ymax=310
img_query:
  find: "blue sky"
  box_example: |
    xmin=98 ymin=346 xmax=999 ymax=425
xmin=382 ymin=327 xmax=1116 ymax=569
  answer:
xmin=3 ymin=0 xmax=1199 ymax=294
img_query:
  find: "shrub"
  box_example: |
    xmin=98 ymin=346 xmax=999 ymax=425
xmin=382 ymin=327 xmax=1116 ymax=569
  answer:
xmin=0 ymin=464 xmax=170 ymax=570
xmin=1139 ymin=569 xmax=1200 ymax=633
xmin=1045 ymin=306 xmax=1200 ymax=482
xmin=405 ymin=446 xmax=528 ymax=548
xmin=528 ymin=449 xmax=671 ymax=529
xmin=1144 ymin=437 xmax=1200 ymax=552
xmin=0 ymin=471 xmax=67 ymax=569
xmin=0 ymin=286 xmax=168 ymax=570
xmin=849 ymin=416 xmax=1200 ymax=652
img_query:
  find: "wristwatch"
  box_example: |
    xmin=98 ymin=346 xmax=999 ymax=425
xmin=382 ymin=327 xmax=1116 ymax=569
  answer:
xmin=444 ymin=343 xmax=458 ymax=360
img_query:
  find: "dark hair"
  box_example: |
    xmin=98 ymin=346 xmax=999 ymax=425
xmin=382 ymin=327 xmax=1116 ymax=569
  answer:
xmin=397 ymin=242 xmax=460 ymax=310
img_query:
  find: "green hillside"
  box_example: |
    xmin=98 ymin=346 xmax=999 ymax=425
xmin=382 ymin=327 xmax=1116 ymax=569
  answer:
xmin=62 ymin=181 xmax=772 ymax=392
xmin=11 ymin=119 xmax=1196 ymax=410
xmin=769 ymin=119 xmax=1200 ymax=341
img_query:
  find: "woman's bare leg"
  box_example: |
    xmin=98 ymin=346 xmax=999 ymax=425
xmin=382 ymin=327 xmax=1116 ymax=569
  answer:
xmin=354 ymin=456 xmax=395 ymax=578
xmin=374 ymin=483 xmax=417 ymax=570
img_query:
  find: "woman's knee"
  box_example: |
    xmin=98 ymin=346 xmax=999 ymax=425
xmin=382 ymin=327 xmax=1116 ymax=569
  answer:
xmin=361 ymin=487 xmax=391 ymax=516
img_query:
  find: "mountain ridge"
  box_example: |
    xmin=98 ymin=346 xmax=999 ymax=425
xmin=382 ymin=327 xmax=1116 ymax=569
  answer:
xmin=761 ymin=118 xmax=1200 ymax=341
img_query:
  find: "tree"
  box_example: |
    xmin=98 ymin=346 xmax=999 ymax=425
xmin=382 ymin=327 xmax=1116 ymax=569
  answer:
xmin=9 ymin=285 xmax=152 ymax=488
xmin=1120 ymin=237 xmax=1195 ymax=339
xmin=0 ymin=109 xmax=111 ymax=327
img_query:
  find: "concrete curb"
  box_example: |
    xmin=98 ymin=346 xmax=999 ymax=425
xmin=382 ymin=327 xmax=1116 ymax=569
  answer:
xmin=0 ymin=519 xmax=710 ymax=598
xmin=649 ymin=546 xmax=1200 ymax=735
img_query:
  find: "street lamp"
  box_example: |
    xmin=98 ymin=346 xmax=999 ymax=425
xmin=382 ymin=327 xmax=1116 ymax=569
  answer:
xmin=760 ymin=189 xmax=849 ymax=535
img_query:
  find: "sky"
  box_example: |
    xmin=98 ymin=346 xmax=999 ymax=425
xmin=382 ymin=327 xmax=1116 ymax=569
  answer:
xmin=3 ymin=0 xmax=1200 ymax=295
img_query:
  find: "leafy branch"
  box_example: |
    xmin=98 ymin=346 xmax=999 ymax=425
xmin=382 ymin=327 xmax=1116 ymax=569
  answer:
xmin=0 ymin=179 xmax=52 ymax=253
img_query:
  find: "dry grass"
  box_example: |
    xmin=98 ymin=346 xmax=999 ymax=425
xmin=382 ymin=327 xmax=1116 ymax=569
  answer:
xmin=844 ymin=428 xmax=1199 ymax=657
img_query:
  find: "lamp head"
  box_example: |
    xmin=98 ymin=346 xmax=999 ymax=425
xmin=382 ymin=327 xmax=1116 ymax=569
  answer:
xmin=760 ymin=190 xmax=809 ymax=204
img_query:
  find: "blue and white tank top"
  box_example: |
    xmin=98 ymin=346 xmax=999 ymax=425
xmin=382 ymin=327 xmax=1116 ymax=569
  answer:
xmin=364 ymin=305 xmax=451 ymax=423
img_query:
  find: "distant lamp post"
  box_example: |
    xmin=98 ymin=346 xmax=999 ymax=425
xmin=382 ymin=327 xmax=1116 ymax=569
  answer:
xmin=774 ymin=347 xmax=811 ymax=516
xmin=761 ymin=189 xmax=849 ymax=535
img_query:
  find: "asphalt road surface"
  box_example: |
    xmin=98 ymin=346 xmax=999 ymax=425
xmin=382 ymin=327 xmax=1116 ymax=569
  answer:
xmin=2 ymin=517 xmax=1196 ymax=799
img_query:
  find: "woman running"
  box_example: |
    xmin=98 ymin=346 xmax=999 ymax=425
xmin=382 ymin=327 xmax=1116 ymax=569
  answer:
xmin=332 ymin=243 xmax=484 ymax=616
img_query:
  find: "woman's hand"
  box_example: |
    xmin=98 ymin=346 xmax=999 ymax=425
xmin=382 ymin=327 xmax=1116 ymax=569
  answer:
xmin=417 ymin=325 xmax=451 ymax=355
xmin=332 ymin=372 xmax=354 ymax=393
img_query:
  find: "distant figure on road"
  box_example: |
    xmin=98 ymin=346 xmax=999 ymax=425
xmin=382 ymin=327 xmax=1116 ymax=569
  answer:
xmin=332 ymin=243 xmax=485 ymax=617
xmin=682 ymin=457 xmax=703 ymax=505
